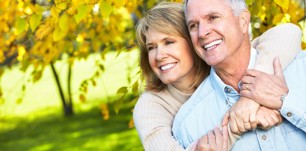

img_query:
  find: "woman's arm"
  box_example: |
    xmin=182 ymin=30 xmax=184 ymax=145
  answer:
xmin=133 ymin=92 xmax=185 ymax=151
xmin=225 ymin=23 xmax=302 ymax=145
xmin=252 ymin=23 xmax=302 ymax=73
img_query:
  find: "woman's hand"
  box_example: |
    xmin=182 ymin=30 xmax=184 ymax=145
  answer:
xmin=196 ymin=126 xmax=228 ymax=151
xmin=222 ymin=103 xmax=283 ymax=137
xmin=256 ymin=106 xmax=283 ymax=130
xmin=226 ymin=97 xmax=260 ymax=135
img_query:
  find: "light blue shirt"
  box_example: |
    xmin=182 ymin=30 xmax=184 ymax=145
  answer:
xmin=172 ymin=49 xmax=306 ymax=151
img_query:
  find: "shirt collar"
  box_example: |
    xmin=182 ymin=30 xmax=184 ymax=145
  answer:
xmin=210 ymin=48 xmax=258 ymax=98
xmin=248 ymin=47 xmax=258 ymax=70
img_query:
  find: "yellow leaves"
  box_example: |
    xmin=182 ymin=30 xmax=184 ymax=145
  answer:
xmin=117 ymin=87 xmax=128 ymax=94
xmin=54 ymin=0 xmax=68 ymax=10
xmin=35 ymin=18 xmax=54 ymax=40
xmin=35 ymin=24 xmax=52 ymax=40
xmin=0 ymin=51 xmax=5 ymax=64
xmin=128 ymin=118 xmax=134 ymax=128
xmin=100 ymin=1 xmax=112 ymax=19
xmin=274 ymin=0 xmax=289 ymax=12
xmin=53 ymin=13 xmax=70 ymax=41
xmin=79 ymin=94 xmax=86 ymax=103
xmin=17 ymin=46 xmax=26 ymax=61
xmin=29 ymin=13 xmax=42 ymax=31
xmin=132 ymin=81 xmax=139 ymax=95
xmin=273 ymin=14 xmax=284 ymax=25
xmin=33 ymin=70 xmax=43 ymax=82
xmin=24 ymin=6 xmax=33 ymax=15
xmin=34 ymin=4 xmax=45 ymax=14
xmin=126 ymin=0 xmax=139 ymax=14
xmin=15 ymin=17 xmax=27 ymax=35
xmin=100 ymin=103 xmax=110 ymax=120
xmin=74 ymin=4 xmax=90 ymax=23
xmin=76 ymin=34 xmax=84 ymax=43
xmin=16 ymin=98 xmax=23 ymax=104
xmin=0 ymin=21 xmax=9 ymax=32
xmin=53 ymin=26 xmax=65 ymax=41
xmin=245 ymin=0 xmax=255 ymax=5
xmin=287 ymin=1 xmax=304 ymax=23
xmin=59 ymin=13 xmax=69 ymax=31
xmin=114 ymin=0 xmax=127 ymax=8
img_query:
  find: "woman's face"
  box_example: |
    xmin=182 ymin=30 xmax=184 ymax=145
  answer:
xmin=146 ymin=28 xmax=196 ymax=90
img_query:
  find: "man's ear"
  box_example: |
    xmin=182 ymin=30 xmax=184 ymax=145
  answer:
xmin=239 ymin=9 xmax=250 ymax=34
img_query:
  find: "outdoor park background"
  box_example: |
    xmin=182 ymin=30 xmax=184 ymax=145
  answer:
xmin=0 ymin=0 xmax=305 ymax=150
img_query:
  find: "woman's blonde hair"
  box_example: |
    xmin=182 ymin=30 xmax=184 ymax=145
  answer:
xmin=135 ymin=2 xmax=210 ymax=92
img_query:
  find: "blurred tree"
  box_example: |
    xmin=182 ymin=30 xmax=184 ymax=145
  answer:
xmin=0 ymin=0 xmax=304 ymax=117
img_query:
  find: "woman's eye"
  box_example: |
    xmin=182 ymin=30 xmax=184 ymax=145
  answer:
xmin=147 ymin=46 xmax=154 ymax=51
xmin=165 ymin=41 xmax=174 ymax=45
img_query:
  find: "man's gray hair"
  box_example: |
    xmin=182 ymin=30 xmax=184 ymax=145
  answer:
xmin=184 ymin=0 xmax=247 ymax=16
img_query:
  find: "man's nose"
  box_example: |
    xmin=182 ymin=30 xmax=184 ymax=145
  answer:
xmin=198 ymin=23 xmax=210 ymax=39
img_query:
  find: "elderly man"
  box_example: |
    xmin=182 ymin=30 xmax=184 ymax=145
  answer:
xmin=172 ymin=0 xmax=306 ymax=150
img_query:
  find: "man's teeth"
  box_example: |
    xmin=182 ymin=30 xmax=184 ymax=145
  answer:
xmin=204 ymin=39 xmax=222 ymax=50
xmin=161 ymin=63 xmax=175 ymax=71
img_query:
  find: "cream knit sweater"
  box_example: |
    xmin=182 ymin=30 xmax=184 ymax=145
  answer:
xmin=133 ymin=23 xmax=302 ymax=151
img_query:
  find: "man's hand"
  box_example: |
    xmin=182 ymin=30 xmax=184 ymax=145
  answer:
xmin=240 ymin=57 xmax=288 ymax=109
xmin=225 ymin=97 xmax=260 ymax=135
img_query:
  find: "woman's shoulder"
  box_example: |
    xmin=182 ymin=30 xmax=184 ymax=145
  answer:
xmin=134 ymin=89 xmax=182 ymax=114
xmin=137 ymin=89 xmax=170 ymax=104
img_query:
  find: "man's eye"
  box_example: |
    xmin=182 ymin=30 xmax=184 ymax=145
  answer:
xmin=209 ymin=15 xmax=218 ymax=21
xmin=189 ymin=23 xmax=198 ymax=31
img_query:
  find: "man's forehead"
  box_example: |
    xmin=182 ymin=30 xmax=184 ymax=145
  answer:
xmin=185 ymin=0 xmax=231 ymax=14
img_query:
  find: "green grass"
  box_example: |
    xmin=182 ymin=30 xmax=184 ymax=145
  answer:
xmin=0 ymin=107 xmax=142 ymax=151
xmin=0 ymin=50 xmax=143 ymax=150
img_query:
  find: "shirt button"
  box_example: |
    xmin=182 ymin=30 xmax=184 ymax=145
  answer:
xmin=262 ymin=135 xmax=267 ymax=140
xmin=287 ymin=112 xmax=292 ymax=117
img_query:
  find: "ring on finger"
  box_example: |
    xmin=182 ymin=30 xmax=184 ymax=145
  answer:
xmin=245 ymin=83 xmax=249 ymax=90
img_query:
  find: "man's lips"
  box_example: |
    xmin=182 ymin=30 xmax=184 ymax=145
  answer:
xmin=203 ymin=39 xmax=223 ymax=50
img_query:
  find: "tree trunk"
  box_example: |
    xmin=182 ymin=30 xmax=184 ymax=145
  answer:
xmin=50 ymin=62 xmax=74 ymax=116
xmin=67 ymin=62 xmax=73 ymax=112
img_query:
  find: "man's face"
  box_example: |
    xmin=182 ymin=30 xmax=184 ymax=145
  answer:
xmin=186 ymin=0 xmax=249 ymax=68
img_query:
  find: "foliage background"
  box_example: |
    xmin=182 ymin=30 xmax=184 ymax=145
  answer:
xmin=0 ymin=0 xmax=305 ymax=150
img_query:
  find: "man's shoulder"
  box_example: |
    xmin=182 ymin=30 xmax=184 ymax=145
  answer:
xmin=173 ymin=76 xmax=216 ymax=123
xmin=284 ymin=50 xmax=306 ymax=74
xmin=289 ymin=50 xmax=306 ymax=64
xmin=296 ymin=50 xmax=306 ymax=59
xmin=190 ymin=76 xmax=215 ymax=101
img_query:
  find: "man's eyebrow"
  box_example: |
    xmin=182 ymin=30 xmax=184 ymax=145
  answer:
xmin=186 ymin=11 xmax=221 ymax=25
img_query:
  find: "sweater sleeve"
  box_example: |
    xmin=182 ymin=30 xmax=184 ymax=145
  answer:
xmin=252 ymin=23 xmax=302 ymax=74
xmin=133 ymin=92 xmax=185 ymax=151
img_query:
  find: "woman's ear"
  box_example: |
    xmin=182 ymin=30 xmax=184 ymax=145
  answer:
xmin=239 ymin=9 xmax=250 ymax=34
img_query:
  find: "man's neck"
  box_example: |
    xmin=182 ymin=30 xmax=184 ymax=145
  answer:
xmin=214 ymin=46 xmax=251 ymax=91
